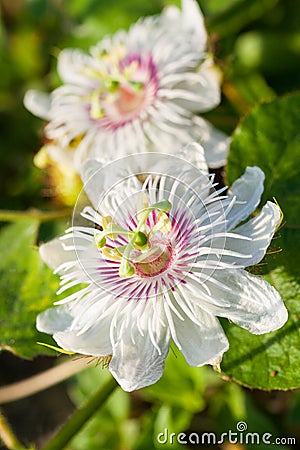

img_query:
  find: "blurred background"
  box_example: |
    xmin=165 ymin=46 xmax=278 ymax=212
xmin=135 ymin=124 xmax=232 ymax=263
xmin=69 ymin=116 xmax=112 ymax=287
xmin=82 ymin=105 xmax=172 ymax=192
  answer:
xmin=0 ymin=0 xmax=300 ymax=448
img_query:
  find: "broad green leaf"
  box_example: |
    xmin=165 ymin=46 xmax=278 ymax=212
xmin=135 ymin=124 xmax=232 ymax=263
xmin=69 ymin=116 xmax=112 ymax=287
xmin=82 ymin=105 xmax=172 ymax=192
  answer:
xmin=0 ymin=219 xmax=60 ymax=358
xmin=222 ymin=94 xmax=300 ymax=389
xmin=227 ymin=93 xmax=300 ymax=226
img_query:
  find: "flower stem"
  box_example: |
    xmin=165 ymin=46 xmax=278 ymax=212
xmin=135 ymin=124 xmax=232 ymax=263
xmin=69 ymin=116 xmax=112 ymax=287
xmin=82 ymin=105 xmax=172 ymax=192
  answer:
xmin=0 ymin=410 xmax=28 ymax=450
xmin=42 ymin=376 xmax=119 ymax=450
xmin=0 ymin=358 xmax=88 ymax=405
xmin=0 ymin=209 xmax=72 ymax=223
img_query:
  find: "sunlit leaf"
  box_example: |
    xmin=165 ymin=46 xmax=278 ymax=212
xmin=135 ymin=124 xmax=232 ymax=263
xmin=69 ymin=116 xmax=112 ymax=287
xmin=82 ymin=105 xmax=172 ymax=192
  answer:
xmin=0 ymin=219 xmax=60 ymax=358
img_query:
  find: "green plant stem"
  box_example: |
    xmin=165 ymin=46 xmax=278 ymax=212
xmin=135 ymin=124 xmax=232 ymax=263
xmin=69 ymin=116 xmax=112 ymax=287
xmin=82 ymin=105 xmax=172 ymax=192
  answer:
xmin=0 ymin=209 xmax=72 ymax=223
xmin=0 ymin=410 xmax=28 ymax=450
xmin=42 ymin=376 xmax=119 ymax=450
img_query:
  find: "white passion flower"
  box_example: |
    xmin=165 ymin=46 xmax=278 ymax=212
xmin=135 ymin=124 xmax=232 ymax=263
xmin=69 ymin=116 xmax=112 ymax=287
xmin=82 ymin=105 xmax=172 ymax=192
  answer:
xmin=37 ymin=146 xmax=288 ymax=391
xmin=24 ymin=0 xmax=228 ymax=171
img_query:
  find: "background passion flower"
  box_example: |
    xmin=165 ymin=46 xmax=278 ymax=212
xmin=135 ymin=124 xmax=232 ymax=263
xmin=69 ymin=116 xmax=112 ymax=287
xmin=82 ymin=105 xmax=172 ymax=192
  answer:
xmin=24 ymin=0 xmax=228 ymax=172
xmin=36 ymin=147 xmax=287 ymax=391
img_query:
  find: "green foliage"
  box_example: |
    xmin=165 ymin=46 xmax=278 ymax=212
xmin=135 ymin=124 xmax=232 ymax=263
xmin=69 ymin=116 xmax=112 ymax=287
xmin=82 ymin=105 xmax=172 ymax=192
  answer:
xmin=0 ymin=219 xmax=60 ymax=358
xmin=222 ymin=94 xmax=300 ymax=389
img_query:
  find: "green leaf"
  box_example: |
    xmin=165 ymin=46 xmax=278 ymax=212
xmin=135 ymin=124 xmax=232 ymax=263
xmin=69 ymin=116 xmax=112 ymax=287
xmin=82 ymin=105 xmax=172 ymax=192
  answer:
xmin=227 ymin=93 xmax=300 ymax=226
xmin=222 ymin=94 xmax=300 ymax=389
xmin=0 ymin=219 xmax=60 ymax=358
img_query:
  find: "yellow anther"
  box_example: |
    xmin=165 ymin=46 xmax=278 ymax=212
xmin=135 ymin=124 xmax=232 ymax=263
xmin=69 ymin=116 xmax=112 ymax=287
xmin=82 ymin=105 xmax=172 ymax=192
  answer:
xmin=137 ymin=193 xmax=149 ymax=213
xmin=136 ymin=199 xmax=172 ymax=231
xmin=82 ymin=66 xmax=107 ymax=80
xmin=99 ymin=216 xmax=119 ymax=240
xmin=123 ymin=60 xmax=139 ymax=79
xmin=101 ymin=246 xmax=123 ymax=262
xmin=102 ymin=216 xmax=113 ymax=230
xmin=102 ymin=45 xmax=126 ymax=67
xmin=155 ymin=211 xmax=172 ymax=234
xmin=90 ymin=90 xmax=105 ymax=119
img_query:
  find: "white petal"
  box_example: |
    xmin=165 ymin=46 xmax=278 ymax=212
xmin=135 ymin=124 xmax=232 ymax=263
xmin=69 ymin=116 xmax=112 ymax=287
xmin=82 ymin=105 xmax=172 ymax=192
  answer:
xmin=177 ymin=142 xmax=208 ymax=173
xmin=109 ymin=334 xmax=169 ymax=392
xmin=57 ymin=48 xmax=96 ymax=86
xmin=222 ymin=201 xmax=281 ymax=267
xmin=80 ymin=158 xmax=129 ymax=210
xmin=171 ymin=302 xmax=229 ymax=366
xmin=37 ymin=305 xmax=73 ymax=334
xmin=24 ymin=90 xmax=52 ymax=120
xmin=171 ymin=58 xmax=221 ymax=113
xmin=163 ymin=0 xmax=207 ymax=53
xmin=226 ymin=166 xmax=265 ymax=230
xmin=37 ymin=297 xmax=115 ymax=355
xmin=194 ymin=116 xmax=230 ymax=168
xmin=52 ymin=329 xmax=112 ymax=356
xmin=194 ymin=58 xmax=221 ymax=111
xmin=204 ymin=269 xmax=288 ymax=334
xmin=109 ymin=300 xmax=170 ymax=391
xmin=80 ymin=153 xmax=206 ymax=210
xmin=181 ymin=0 xmax=207 ymax=51
xmin=39 ymin=238 xmax=76 ymax=272
xmin=73 ymin=129 xmax=99 ymax=172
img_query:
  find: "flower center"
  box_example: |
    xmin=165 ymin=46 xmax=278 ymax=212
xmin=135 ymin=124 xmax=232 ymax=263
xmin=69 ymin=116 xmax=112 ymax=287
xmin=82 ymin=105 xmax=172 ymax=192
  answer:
xmin=133 ymin=242 xmax=172 ymax=278
xmin=86 ymin=47 xmax=158 ymax=129
xmin=95 ymin=196 xmax=173 ymax=278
